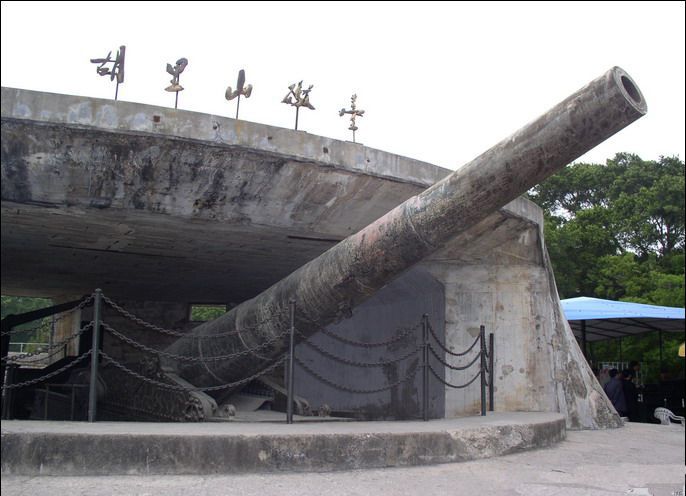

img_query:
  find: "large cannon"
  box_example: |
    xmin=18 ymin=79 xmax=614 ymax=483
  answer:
xmin=157 ymin=67 xmax=646 ymax=417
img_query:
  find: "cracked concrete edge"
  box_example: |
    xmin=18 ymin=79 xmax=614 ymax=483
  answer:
xmin=0 ymin=415 xmax=565 ymax=475
xmin=0 ymin=87 xmax=450 ymax=188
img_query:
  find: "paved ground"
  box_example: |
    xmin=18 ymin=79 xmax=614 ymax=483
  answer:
xmin=2 ymin=422 xmax=684 ymax=496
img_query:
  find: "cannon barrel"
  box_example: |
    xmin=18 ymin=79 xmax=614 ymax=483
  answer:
xmin=164 ymin=66 xmax=647 ymax=389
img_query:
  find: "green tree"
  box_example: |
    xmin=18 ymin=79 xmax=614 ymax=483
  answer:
xmin=1 ymin=295 xmax=54 ymax=350
xmin=529 ymin=153 xmax=685 ymax=302
xmin=529 ymin=154 xmax=685 ymax=381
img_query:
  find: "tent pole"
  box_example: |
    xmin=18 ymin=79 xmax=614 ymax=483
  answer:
xmin=581 ymin=320 xmax=587 ymax=359
xmin=618 ymin=337 xmax=622 ymax=363
xmin=659 ymin=330 xmax=663 ymax=368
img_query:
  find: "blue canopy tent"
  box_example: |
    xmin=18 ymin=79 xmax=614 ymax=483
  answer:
xmin=560 ymin=297 xmax=685 ymax=362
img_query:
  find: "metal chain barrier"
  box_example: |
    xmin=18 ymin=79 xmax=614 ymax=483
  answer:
xmin=3 ymin=322 xmax=94 ymax=363
xmin=428 ymin=322 xmax=480 ymax=357
xmin=1 ymin=350 xmax=93 ymax=390
xmin=101 ymin=321 xmax=290 ymax=363
xmin=318 ymin=325 xmax=419 ymax=348
xmin=99 ymin=350 xmax=286 ymax=392
xmin=2 ymin=289 xmax=495 ymax=424
xmin=421 ymin=317 xmax=495 ymax=420
xmin=294 ymin=355 xmax=418 ymax=394
xmin=3 ymin=320 xmax=52 ymax=338
xmin=297 ymin=330 xmax=420 ymax=368
xmin=102 ymin=294 xmax=283 ymax=338
xmin=1 ymin=294 xmax=94 ymax=337
xmin=428 ymin=343 xmax=481 ymax=371
xmin=427 ymin=363 xmax=481 ymax=389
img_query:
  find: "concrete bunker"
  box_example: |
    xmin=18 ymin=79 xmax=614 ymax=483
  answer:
xmin=1 ymin=66 xmax=646 ymax=429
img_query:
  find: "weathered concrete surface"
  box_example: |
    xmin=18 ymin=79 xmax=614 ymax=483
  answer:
xmin=0 ymin=412 xmax=565 ymax=475
xmin=288 ymin=197 xmax=619 ymax=429
xmin=3 ymin=422 xmax=681 ymax=496
xmin=1 ymin=87 xmax=446 ymax=303
xmin=424 ymin=197 xmax=621 ymax=429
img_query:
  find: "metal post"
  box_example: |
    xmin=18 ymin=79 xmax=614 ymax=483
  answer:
xmin=422 ymin=314 xmax=429 ymax=421
xmin=488 ymin=332 xmax=494 ymax=412
xmin=236 ymin=94 xmax=241 ymax=120
xmin=286 ymin=299 xmax=296 ymax=424
xmin=479 ymin=325 xmax=486 ymax=417
xmin=174 ymin=92 xmax=179 ymax=110
xmin=295 ymin=107 xmax=300 ymax=131
xmin=44 ymin=385 xmax=50 ymax=420
xmin=1 ymin=363 xmax=16 ymax=420
xmin=115 ymin=81 xmax=120 ymax=101
xmin=88 ymin=288 xmax=102 ymax=422
xmin=71 ymin=386 xmax=76 ymax=421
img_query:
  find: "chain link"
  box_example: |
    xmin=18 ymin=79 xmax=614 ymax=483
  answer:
xmin=428 ymin=343 xmax=481 ymax=371
xmin=428 ymin=322 xmax=481 ymax=357
xmin=99 ymin=350 xmax=286 ymax=392
xmin=102 ymin=295 xmax=284 ymax=338
xmin=101 ymin=322 xmax=290 ymax=363
xmin=427 ymin=363 xmax=481 ymax=389
xmin=2 ymin=320 xmax=50 ymax=338
xmin=299 ymin=330 xmax=420 ymax=368
xmin=0 ymin=294 xmax=94 ymax=337
xmin=318 ymin=324 xmax=419 ymax=348
xmin=3 ymin=322 xmax=94 ymax=363
xmin=294 ymin=355 xmax=418 ymax=394
xmin=1 ymin=351 xmax=93 ymax=390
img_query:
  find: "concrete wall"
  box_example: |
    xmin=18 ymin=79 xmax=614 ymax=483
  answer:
xmin=293 ymin=267 xmax=445 ymax=420
xmin=423 ymin=198 xmax=621 ymax=429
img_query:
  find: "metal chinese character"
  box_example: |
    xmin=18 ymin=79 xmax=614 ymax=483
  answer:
xmin=339 ymin=94 xmax=365 ymax=143
xmin=225 ymin=69 xmax=253 ymax=120
xmin=90 ymin=45 xmax=126 ymax=100
xmin=165 ymin=58 xmax=188 ymax=109
xmin=281 ymin=81 xmax=315 ymax=130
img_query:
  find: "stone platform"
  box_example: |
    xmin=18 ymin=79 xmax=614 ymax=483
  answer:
xmin=1 ymin=412 xmax=565 ymax=475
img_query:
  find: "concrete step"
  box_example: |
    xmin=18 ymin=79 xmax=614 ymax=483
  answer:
xmin=0 ymin=412 xmax=565 ymax=476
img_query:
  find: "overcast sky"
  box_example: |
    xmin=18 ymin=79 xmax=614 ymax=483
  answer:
xmin=1 ymin=1 xmax=684 ymax=171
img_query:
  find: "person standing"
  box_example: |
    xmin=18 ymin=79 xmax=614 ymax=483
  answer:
xmin=622 ymin=369 xmax=639 ymax=421
xmin=603 ymin=368 xmax=627 ymax=417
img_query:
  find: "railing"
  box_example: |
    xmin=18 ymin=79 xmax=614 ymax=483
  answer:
xmin=7 ymin=343 xmax=50 ymax=354
xmin=2 ymin=289 xmax=495 ymax=423
xmin=422 ymin=316 xmax=494 ymax=419
xmin=1 ymin=294 xmax=95 ymax=420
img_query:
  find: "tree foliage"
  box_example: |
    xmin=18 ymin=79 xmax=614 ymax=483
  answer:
xmin=0 ymin=295 xmax=54 ymax=346
xmin=529 ymin=153 xmax=685 ymax=303
xmin=528 ymin=153 xmax=685 ymax=381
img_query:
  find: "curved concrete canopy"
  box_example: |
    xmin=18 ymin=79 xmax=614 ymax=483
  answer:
xmin=1 ymin=87 xmax=477 ymax=303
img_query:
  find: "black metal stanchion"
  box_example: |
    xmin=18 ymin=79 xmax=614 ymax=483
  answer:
xmin=1 ymin=363 xmax=17 ymax=420
xmin=287 ymin=299 xmax=296 ymax=424
xmin=88 ymin=288 xmax=102 ymax=423
xmin=479 ymin=325 xmax=486 ymax=417
xmin=44 ymin=385 xmax=50 ymax=420
xmin=422 ymin=314 xmax=429 ymax=421
xmin=488 ymin=332 xmax=494 ymax=412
